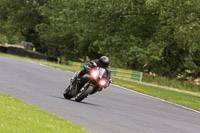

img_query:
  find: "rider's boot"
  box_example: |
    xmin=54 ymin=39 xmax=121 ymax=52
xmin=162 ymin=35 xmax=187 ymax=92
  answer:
xmin=70 ymin=77 xmax=77 ymax=83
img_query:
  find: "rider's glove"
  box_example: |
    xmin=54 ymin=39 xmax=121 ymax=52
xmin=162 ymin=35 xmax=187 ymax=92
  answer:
xmin=84 ymin=65 xmax=91 ymax=71
xmin=106 ymin=79 xmax=113 ymax=88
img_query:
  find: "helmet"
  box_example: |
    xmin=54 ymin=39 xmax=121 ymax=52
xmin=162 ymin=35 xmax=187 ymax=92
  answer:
xmin=100 ymin=56 xmax=109 ymax=68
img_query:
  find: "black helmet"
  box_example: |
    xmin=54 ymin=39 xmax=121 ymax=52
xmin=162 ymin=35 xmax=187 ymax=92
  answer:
xmin=100 ymin=56 xmax=109 ymax=68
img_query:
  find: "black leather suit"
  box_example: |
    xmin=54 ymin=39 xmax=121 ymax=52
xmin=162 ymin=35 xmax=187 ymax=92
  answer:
xmin=77 ymin=59 xmax=111 ymax=90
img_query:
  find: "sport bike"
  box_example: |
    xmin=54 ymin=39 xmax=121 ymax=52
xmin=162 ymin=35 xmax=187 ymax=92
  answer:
xmin=63 ymin=67 xmax=109 ymax=102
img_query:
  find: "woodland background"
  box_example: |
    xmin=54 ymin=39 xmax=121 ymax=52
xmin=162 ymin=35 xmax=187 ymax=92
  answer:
xmin=0 ymin=0 xmax=200 ymax=79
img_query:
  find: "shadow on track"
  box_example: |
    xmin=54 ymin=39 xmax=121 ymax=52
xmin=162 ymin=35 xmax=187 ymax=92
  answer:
xmin=50 ymin=95 xmax=103 ymax=107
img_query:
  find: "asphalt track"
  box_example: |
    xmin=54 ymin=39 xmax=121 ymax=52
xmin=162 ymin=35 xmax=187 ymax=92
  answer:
xmin=0 ymin=56 xmax=200 ymax=133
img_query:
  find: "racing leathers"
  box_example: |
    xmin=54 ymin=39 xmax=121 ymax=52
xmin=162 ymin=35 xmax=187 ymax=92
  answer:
xmin=73 ymin=59 xmax=112 ymax=90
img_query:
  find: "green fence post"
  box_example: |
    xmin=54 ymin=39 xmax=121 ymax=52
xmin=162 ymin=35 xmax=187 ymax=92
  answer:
xmin=131 ymin=71 xmax=141 ymax=81
xmin=68 ymin=60 xmax=73 ymax=66
xmin=111 ymin=68 xmax=117 ymax=76
xmin=57 ymin=58 xmax=60 ymax=64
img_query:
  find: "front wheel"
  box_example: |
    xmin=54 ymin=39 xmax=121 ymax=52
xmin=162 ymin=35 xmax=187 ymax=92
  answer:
xmin=75 ymin=85 xmax=94 ymax=102
xmin=63 ymin=86 xmax=73 ymax=99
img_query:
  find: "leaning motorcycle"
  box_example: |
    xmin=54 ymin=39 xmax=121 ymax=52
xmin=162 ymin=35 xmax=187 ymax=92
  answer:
xmin=63 ymin=67 xmax=109 ymax=102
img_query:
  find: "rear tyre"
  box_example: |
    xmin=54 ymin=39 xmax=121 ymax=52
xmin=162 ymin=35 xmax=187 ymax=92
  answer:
xmin=75 ymin=85 xmax=94 ymax=102
xmin=63 ymin=86 xmax=73 ymax=99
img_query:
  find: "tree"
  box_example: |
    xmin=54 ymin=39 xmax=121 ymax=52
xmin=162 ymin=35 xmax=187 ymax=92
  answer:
xmin=0 ymin=0 xmax=47 ymax=51
xmin=1 ymin=0 xmax=199 ymax=79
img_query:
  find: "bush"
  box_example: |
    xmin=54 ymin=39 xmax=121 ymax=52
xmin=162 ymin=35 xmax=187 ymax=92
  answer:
xmin=0 ymin=34 xmax=8 ymax=44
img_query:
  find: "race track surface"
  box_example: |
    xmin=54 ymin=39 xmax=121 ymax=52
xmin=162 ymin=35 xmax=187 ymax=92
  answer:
xmin=0 ymin=56 xmax=200 ymax=133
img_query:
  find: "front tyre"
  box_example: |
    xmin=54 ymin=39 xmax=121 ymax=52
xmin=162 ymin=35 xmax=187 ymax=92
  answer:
xmin=63 ymin=86 xmax=73 ymax=99
xmin=75 ymin=85 xmax=94 ymax=102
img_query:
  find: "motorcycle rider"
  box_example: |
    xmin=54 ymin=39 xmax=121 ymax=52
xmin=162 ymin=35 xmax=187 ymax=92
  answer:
xmin=72 ymin=56 xmax=112 ymax=90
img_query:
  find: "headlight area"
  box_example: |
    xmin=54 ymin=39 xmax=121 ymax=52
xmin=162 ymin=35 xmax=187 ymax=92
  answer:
xmin=98 ymin=79 xmax=107 ymax=87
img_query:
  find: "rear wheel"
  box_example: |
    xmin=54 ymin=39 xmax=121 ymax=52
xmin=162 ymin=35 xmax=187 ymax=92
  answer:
xmin=63 ymin=86 xmax=73 ymax=99
xmin=75 ymin=85 xmax=94 ymax=102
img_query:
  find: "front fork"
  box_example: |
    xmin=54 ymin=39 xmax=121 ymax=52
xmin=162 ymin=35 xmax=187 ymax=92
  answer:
xmin=70 ymin=73 xmax=99 ymax=96
xmin=70 ymin=71 xmax=80 ymax=83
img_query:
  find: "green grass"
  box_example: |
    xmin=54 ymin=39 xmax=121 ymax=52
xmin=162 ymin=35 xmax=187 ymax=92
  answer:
xmin=1 ymin=52 xmax=200 ymax=112
xmin=0 ymin=93 xmax=87 ymax=133
xmin=112 ymin=77 xmax=200 ymax=111
xmin=0 ymin=52 xmax=79 ymax=72
xmin=143 ymin=73 xmax=200 ymax=92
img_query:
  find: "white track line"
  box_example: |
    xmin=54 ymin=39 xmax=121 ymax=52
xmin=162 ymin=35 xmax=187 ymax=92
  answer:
xmin=9 ymin=57 xmax=200 ymax=115
xmin=39 ymin=62 xmax=200 ymax=115
xmin=112 ymin=84 xmax=200 ymax=114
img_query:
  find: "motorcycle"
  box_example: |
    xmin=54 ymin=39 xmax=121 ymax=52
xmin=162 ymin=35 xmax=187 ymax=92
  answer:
xmin=63 ymin=67 xmax=109 ymax=102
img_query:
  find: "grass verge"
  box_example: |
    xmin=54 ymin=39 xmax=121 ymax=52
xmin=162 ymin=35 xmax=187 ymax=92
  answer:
xmin=0 ymin=93 xmax=87 ymax=133
xmin=112 ymin=77 xmax=200 ymax=112
xmin=0 ymin=53 xmax=78 ymax=72
xmin=142 ymin=73 xmax=200 ymax=92
xmin=0 ymin=52 xmax=200 ymax=112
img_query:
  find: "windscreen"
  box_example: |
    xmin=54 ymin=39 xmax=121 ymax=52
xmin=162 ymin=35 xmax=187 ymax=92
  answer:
xmin=98 ymin=67 xmax=107 ymax=78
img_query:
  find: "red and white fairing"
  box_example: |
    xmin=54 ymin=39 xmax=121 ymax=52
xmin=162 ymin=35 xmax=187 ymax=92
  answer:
xmin=90 ymin=69 xmax=108 ymax=87
xmin=98 ymin=79 xmax=107 ymax=87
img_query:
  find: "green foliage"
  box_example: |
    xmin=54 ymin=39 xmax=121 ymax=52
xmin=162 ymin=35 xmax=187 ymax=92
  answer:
xmin=0 ymin=0 xmax=47 ymax=50
xmin=0 ymin=34 xmax=7 ymax=43
xmin=0 ymin=0 xmax=200 ymax=79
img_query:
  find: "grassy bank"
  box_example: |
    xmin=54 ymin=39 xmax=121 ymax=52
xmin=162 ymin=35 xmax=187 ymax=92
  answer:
xmin=0 ymin=93 xmax=87 ymax=133
xmin=0 ymin=52 xmax=200 ymax=112
xmin=143 ymin=73 xmax=200 ymax=92
xmin=112 ymin=77 xmax=200 ymax=111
